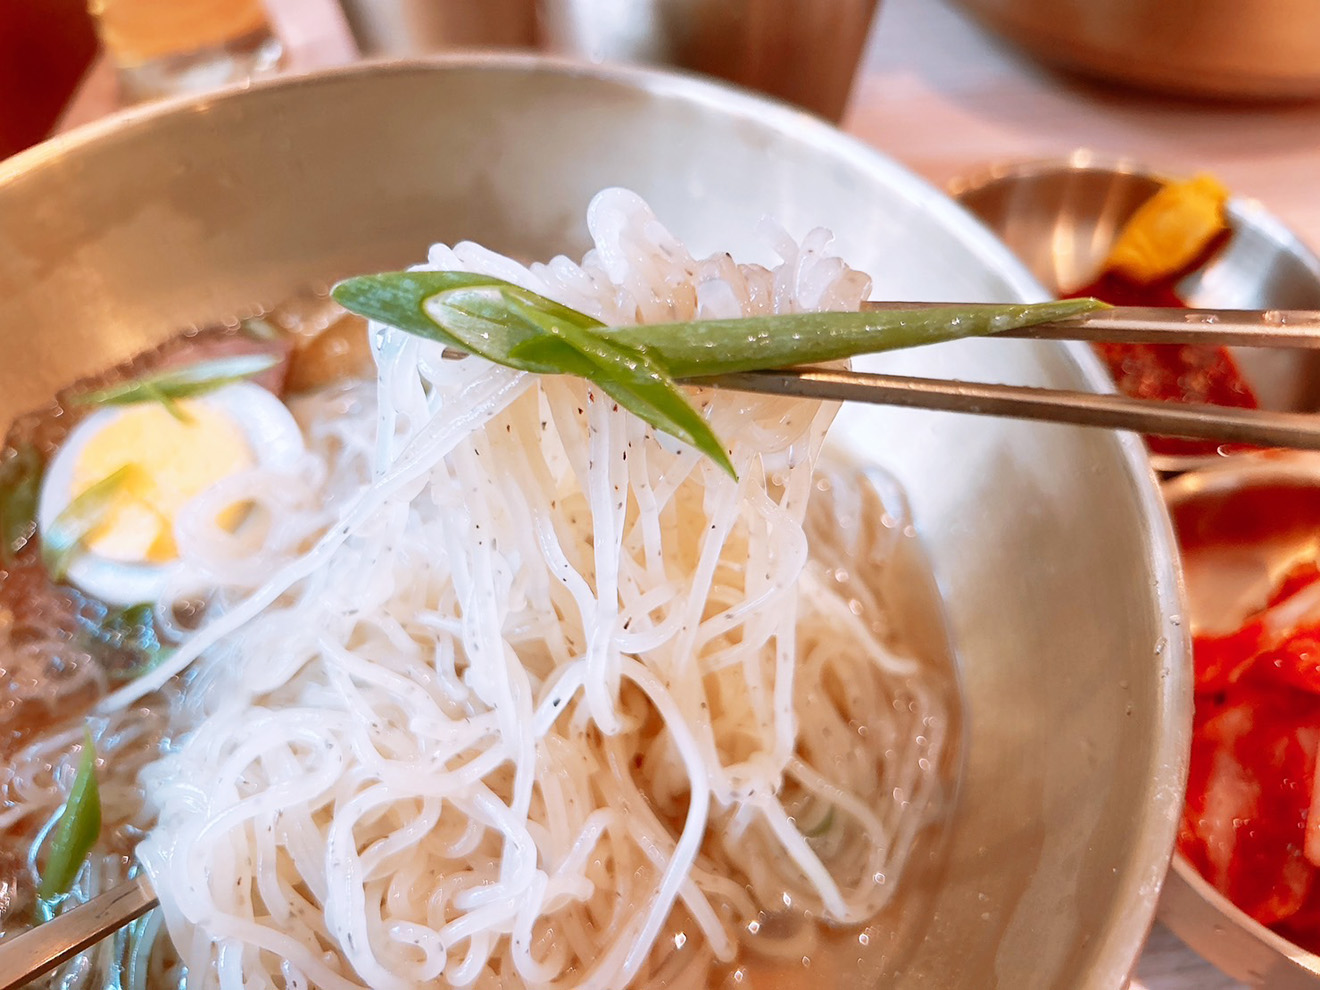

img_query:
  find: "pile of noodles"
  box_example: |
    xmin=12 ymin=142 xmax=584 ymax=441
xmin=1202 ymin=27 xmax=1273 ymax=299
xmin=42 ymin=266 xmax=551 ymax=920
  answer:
xmin=9 ymin=189 xmax=947 ymax=990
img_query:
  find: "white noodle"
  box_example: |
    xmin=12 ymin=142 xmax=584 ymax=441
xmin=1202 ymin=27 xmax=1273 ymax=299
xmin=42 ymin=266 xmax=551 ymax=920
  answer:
xmin=0 ymin=189 xmax=949 ymax=990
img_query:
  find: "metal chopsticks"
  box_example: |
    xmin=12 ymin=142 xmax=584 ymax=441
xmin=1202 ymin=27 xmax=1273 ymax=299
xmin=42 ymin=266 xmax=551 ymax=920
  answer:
xmin=681 ymin=305 xmax=1320 ymax=451
xmin=860 ymin=302 xmax=1320 ymax=347
xmin=996 ymin=305 xmax=1320 ymax=348
xmin=0 ymin=875 xmax=157 ymax=990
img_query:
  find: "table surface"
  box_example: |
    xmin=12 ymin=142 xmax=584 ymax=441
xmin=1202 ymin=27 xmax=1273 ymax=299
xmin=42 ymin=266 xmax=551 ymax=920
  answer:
xmin=57 ymin=0 xmax=1320 ymax=987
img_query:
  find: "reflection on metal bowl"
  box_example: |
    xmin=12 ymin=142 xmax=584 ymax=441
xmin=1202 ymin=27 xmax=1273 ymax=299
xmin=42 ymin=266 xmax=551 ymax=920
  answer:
xmin=0 ymin=58 xmax=1188 ymax=989
xmin=950 ymin=0 xmax=1320 ymax=101
xmin=950 ymin=152 xmax=1320 ymax=471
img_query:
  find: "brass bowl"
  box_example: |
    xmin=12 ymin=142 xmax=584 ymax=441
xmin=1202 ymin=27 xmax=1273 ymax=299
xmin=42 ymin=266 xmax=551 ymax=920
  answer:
xmin=952 ymin=155 xmax=1320 ymax=985
xmin=951 ymin=0 xmax=1320 ymax=101
xmin=0 ymin=57 xmax=1189 ymax=989
xmin=951 ymin=152 xmax=1320 ymax=471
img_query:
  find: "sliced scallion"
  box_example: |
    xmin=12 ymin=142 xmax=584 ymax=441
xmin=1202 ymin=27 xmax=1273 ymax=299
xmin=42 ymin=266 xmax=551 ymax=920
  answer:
xmin=76 ymin=602 xmax=171 ymax=681
xmin=501 ymin=296 xmax=735 ymax=476
xmin=42 ymin=464 xmax=144 ymax=581
xmin=332 ymin=270 xmax=1104 ymax=475
xmin=75 ymin=353 xmax=280 ymax=420
xmin=341 ymin=272 xmax=737 ymax=476
xmin=37 ymin=729 xmax=101 ymax=903
xmin=0 ymin=444 xmax=42 ymax=566
xmin=609 ymin=298 xmax=1104 ymax=379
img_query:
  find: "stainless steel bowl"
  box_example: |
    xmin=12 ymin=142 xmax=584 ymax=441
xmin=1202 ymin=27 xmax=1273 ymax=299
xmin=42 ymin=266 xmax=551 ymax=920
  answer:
xmin=1162 ymin=456 xmax=1320 ymax=988
xmin=956 ymin=154 xmax=1320 ymax=987
xmin=950 ymin=0 xmax=1320 ymax=101
xmin=951 ymin=152 xmax=1320 ymax=470
xmin=0 ymin=58 xmax=1189 ymax=989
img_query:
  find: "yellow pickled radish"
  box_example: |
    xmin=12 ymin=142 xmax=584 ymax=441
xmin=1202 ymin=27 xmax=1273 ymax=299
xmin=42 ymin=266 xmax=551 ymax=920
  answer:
xmin=1103 ymin=173 xmax=1231 ymax=285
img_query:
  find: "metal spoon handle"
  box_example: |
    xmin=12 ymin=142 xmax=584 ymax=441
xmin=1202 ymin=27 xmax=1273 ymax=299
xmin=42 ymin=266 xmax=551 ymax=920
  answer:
xmin=0 ymin=875 xmax=158 ymax=990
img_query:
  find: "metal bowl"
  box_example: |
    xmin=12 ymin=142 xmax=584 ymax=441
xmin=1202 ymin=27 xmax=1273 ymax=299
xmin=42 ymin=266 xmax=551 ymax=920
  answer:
xmin=950 ymin=0 xmax=1320 ymax=101
xmin=0 ymin=58 xmax=1188 ymax=989
xmin=952 ymin=153 xmax=1320 ymax=980
xmin=951 ymin=152 xmax=1320 ymax=471
xmin=1162 ymin=456 xmax=1320 ymax=987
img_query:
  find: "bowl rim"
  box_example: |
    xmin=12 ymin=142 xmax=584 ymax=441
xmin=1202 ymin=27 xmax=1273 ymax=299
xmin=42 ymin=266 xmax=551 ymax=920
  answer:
xmin=1167 ymin=856 xmax=1320 ymax=982
xmin=944 ymin=148 xmax=1173 ymax=201
xmin=0 ymin=56 xmax=1193 ymax=988
xmin=946 ymin=149 xmax=1320 ymax=277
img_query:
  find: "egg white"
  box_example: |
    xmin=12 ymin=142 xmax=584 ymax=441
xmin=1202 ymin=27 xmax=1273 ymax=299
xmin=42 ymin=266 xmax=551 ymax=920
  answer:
xmin=38 ymin=383 xmax=305 ymax=607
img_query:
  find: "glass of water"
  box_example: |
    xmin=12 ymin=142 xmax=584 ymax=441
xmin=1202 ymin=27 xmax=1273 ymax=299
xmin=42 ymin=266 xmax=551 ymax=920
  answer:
xmin=88 ymin=0 xmax=283 ymax=102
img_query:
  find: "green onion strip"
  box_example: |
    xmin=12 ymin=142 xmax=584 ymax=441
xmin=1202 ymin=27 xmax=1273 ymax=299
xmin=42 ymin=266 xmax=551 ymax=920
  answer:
xmin=75 ymin=353 xmax=280 ymax=422
xmin=333 ymin=271 xmax=1101 ymax=477
xmin=37 ymin=729 xmax=102 ymax=904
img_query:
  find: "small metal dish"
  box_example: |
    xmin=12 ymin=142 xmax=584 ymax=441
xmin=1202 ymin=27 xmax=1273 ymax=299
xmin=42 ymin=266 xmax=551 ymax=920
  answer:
xmin=950 ymin=151 xmax=1320 ymax=472
xmin=953 ymin=152 xmax=1320 ymax=985
xmin=1161 ymin=453 xmax=1320 ymax=988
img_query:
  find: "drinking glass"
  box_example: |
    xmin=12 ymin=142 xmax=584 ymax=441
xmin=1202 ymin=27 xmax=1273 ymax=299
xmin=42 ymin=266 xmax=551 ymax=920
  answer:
xmin=88 ymin=0 xmax=282 ymax=102
xmin=537 ymin=0 xmax=882 ymax=121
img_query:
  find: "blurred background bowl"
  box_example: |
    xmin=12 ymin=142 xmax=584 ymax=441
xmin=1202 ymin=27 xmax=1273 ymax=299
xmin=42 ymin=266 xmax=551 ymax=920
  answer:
xmin=950 ymin=152 xmax=1320 ymax=471
xmin=949 ymin=0 xmax=1320 ymax=101
xmin=0 ymin=57 xmax=1188 ymax=989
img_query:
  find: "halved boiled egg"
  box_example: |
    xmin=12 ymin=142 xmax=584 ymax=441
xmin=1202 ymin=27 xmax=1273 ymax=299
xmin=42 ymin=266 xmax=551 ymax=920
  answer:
xmin=38 ymin=383 xmax=304 ymax=606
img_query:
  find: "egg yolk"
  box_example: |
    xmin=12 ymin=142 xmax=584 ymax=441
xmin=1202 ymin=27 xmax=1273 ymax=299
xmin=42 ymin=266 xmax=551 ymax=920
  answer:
xmin=70 ymin=401 xmax=255 ymax=562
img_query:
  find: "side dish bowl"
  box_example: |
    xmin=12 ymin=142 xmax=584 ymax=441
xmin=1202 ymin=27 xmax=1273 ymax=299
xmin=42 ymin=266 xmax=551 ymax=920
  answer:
xmin=1162 ymin=457 xmax=1320 ymax=988
xmin=953 ymin=152 xmax=1320 ymax=986
xmin=0 ymin=57 xmax=1189 ymax=989
xmin=951 ymin=152 xmax=1320 ymax=472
